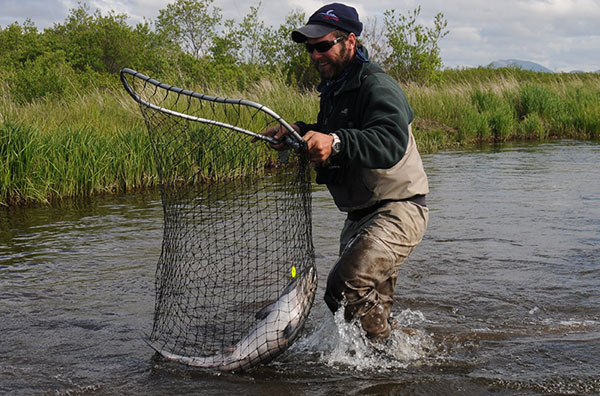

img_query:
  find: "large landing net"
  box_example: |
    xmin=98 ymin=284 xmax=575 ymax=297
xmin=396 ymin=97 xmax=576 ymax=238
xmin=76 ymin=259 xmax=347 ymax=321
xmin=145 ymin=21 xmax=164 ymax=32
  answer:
xmin=120 ymin=68 xmax=316 ymax=372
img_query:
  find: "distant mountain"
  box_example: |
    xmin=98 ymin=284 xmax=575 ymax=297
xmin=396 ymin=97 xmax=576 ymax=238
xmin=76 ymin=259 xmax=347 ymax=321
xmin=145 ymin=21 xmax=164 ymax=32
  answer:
xmin=487 ymin=59 xmax=553 ymax=73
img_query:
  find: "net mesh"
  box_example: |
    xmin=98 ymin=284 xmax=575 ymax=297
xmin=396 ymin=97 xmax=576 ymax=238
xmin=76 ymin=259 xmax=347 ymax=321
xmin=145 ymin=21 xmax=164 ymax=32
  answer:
xmin=120 ymin=68 xmax=316 ymax=371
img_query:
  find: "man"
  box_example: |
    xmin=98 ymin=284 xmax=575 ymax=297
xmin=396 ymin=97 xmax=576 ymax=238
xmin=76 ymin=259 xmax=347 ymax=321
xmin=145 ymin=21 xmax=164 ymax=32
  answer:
xmin=265 ymin=3 xmax=429 ymax=340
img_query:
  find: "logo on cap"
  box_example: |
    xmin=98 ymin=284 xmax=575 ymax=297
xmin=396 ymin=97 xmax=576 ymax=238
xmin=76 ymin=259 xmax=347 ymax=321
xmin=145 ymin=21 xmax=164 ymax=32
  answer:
xmin=318 ymin=9 xmax=340 ymax=22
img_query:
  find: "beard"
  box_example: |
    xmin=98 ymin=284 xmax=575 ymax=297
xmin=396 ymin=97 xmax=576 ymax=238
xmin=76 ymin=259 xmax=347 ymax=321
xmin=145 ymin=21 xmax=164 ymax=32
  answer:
xmin=314 ymin=42 xmax=354 ymax=81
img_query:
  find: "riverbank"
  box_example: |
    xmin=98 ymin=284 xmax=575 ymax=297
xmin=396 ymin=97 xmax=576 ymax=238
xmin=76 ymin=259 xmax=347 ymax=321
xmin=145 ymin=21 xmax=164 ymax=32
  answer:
xmin=1 ymin=70 xmax=599 ymax=207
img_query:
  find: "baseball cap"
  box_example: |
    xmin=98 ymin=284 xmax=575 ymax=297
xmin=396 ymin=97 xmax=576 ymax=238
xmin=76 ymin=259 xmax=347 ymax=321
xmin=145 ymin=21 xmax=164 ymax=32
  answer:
xmin=292 ymin=3 xmax=363 ymax=43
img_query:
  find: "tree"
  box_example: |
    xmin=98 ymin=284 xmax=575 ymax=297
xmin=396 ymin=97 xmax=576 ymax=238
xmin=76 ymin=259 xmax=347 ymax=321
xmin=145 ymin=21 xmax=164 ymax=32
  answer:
xmin=207 ymin=6 xmax=318 ymax=88
xmin=156 ymin=0 xmax=222 ymax=59
xmin=44 ymin=3 xmax=174 ymax=75
xmin=0 ymin=19 xmax=45 ymax=68
xmin=212 ymin=2 xmax=280 ymax=67
xmin=46 ymin=4 xmax=104 ymax=72
xmin=210 ymin=19 xmax=242 ymax=65
xmin=237 ymin=2 xmax=270 ymax=65
xmin=264 ymin=10 xmax=318 ymax=87
xmin=360 ymin=15 xmax=389 ymax=67
xmin=383 ymin=6 xmax=448 ymax=83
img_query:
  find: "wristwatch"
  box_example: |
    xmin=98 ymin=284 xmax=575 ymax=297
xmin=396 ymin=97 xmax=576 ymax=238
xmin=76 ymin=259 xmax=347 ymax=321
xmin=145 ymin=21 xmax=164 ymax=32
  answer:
xmin=329 ymin=133 xmax=342 ymax=156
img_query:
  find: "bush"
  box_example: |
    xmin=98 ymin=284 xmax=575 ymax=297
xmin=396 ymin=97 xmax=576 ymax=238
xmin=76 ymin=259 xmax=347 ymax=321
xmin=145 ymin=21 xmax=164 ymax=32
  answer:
xmin=7 ymin=51 xmax=79 ymax=103
xmin=471 ymin=89 xmax=501 ymax=113
xmin=517 ymin=83 xmax=560 ymax=119
xmin=518 ymin=113 xmax=546 ymax=140
xmin=457 ymin=106 xmax=490 ymax=142
xmin=489 ymin=107 xmax=516 ymax=141
xmin=470 ymin=89 xmax=516 ymax=141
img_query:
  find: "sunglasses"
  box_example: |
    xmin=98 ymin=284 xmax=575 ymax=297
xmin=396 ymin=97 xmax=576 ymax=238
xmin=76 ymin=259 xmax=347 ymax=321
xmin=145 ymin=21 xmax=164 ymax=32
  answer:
xmin=305 ymin=36 xmax=345 ymax=54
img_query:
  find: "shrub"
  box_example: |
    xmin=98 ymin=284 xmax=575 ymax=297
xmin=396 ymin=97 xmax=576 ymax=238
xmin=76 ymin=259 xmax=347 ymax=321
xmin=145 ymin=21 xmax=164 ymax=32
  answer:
xmin=7 ymin=51 xmax=79 ymax=103
xmin=517 ymin=83 xmax=560 ymax=119
xmin=518 ymin=113 xmax=546 ymax=140
xmin=456 ymin=106 xmax=487 ymax=143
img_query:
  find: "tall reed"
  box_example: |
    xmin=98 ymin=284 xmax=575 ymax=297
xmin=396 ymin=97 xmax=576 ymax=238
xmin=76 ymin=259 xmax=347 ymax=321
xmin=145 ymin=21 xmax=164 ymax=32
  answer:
xmin=0 ymin=122 xmax=156 ymax=206
xmin=406 ymin=71 xmax=600 ymax=147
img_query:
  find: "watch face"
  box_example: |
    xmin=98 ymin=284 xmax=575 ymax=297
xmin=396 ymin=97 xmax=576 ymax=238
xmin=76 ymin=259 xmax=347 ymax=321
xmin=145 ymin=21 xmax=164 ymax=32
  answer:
xmin=331 ymin=134 xmax=342 ymax=155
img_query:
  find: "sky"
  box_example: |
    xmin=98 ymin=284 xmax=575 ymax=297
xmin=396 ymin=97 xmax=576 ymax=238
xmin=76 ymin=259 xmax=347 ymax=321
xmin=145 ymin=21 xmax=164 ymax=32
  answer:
xmin=1 ymin=0 xmax=600 ymax=72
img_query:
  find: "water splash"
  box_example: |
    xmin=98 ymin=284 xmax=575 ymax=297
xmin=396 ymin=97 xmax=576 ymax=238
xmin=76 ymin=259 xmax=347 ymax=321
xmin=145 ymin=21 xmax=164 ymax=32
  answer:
xmin=297 ymin=307 xmax=439 ymax=372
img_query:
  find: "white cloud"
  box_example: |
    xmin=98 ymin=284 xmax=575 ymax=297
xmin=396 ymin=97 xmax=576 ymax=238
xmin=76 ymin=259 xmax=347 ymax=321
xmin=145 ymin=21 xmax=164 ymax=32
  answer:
xmin=450 ymin=26 xmax=485 ymax=44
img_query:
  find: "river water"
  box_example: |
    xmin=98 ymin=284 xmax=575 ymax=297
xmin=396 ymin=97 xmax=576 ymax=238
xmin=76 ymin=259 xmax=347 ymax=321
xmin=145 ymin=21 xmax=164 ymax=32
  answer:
xmin=1 ymin=140 xmax=599 ymax=395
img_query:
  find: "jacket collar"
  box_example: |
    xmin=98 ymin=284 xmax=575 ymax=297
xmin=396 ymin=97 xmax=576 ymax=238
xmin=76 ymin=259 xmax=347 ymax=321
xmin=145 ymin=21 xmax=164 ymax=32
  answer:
xmin=317 ymin=47 xmax=371 ymax=99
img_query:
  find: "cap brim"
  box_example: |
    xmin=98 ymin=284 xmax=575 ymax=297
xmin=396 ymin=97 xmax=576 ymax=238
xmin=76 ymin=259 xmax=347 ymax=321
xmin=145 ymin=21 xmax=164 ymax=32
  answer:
xmin=291 ymin=23 xmax=336 ymax=43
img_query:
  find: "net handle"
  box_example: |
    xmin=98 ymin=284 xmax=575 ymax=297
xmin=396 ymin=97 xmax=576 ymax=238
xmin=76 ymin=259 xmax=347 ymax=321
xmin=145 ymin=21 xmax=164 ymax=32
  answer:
xmin=120 ymin=68 xmax=306 ymax=151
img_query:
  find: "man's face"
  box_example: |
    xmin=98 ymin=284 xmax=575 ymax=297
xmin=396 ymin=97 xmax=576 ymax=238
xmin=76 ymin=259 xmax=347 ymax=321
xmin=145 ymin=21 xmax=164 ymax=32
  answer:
xmin=306 ymin=32 xmax=355 ymax=80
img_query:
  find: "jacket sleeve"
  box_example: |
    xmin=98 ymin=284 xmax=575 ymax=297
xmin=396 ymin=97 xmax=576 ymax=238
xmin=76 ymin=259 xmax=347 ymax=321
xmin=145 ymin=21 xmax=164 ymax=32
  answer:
xmin=294 ymin=121 xmax=318 ymax=137
xmin=335 ymin=73 xmax=414 ymax=169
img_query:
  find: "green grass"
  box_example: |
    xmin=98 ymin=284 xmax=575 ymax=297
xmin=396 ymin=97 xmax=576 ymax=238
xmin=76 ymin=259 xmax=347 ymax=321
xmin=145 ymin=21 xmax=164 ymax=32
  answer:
xmin=407 ymin=70 xmax=600 ymax=148
xmin=1 ymin=69 xmax=599 ymax=207
xmin=0 ymin=122 xmax=156 ymax=206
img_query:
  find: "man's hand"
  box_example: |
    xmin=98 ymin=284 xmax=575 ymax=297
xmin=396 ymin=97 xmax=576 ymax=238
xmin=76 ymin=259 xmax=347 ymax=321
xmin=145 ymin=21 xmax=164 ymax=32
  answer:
xmin=252 ymin=124 xmax=299 ymax=151
xmin=253 ymin=125 xmax=336 ymax=162
xmin=304 ymin=131 xmax=334 ymax=163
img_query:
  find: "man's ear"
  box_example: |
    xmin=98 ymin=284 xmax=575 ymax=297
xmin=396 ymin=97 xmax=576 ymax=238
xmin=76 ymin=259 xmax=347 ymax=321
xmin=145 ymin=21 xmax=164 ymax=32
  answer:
xmin=347 ymin=33 xmax=357 ymax=52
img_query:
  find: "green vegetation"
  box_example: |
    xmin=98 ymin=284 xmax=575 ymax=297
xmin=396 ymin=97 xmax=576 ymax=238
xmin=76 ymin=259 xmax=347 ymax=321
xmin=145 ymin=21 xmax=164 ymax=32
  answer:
xmin=1 ymin=1 xmax=599 ymax=207
xmin=382 ymin=6 xmax=449 ymax=83
xmin=408 ymin=69 xmax=600 ymax=152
